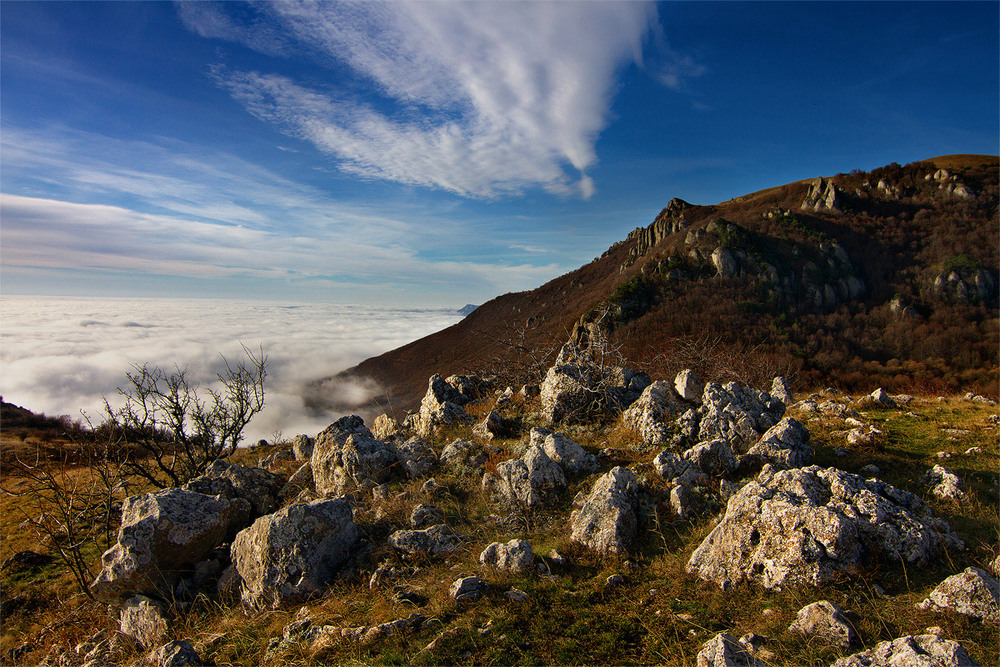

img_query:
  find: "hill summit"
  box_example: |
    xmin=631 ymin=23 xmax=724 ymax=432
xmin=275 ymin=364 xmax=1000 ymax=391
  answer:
xmin=331 ymin=155 xmax=998 ymax=415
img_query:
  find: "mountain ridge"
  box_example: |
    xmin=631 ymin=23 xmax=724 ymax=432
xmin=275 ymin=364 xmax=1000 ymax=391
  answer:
xmin=329 ymin=155 xmax=998 ymax=416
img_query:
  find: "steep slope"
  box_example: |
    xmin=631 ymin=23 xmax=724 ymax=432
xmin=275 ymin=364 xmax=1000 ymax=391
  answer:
xmin=331 ymin=155 xmax=999 ymax=415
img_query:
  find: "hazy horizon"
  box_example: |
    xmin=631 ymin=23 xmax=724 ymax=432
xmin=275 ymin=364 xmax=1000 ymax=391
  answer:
xmin=0 ymin=296 xmax=465 ymax=442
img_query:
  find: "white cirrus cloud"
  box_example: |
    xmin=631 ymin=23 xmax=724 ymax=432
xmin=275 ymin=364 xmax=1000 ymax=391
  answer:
xmin=179 ymin=2 xmax=670 ymax=199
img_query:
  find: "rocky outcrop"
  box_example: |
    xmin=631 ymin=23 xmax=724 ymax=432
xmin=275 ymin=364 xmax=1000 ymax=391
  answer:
xmin=741 ymin=417 xmax=812 ymax=471
xmin=119 ymin=595 xmax=169 ymax=650
xmin=473 ymin=410 xmax=504 ymax=440
xmin=675 ymin=369 xmax=704 ymax=404
xmin=479 ymin=539 xmax=534 ymax=572
xmin=449 ymin=576 xmax=488 ymax=602
xmin=528 ymin=427 xmax=598 ymax=475
xmin=91 ymin=488 xmax=247 ymax=601
xmin=279 ymin=461 xmax=314 ymax=500
xmin=311 ymin=417 xmax=398 ymax=495
xmin=832 ymin=634 xmax=979 ymax=667
xmin=787 ymin=600 xmax=857 ymax=649
xmin=622 ymin=381 xmax=688 ymax=446
xmin=801 ymin=177 xmax=843 ymax=213
xmin=687 ymin=465 xmax=964 ymax=590
xmin=489 ymin=444 xmax=567 ymax=508
xmin=417 ymin=374 xmax=475 ymax=437
xmin=685 ymin=438 xmax=740 ymax=477
xmin=540 ymin=346 xmax=649 ymax=424
xmin=693 ymin=382 xmax=785 ymax=452
xmin=570 ymin=467 xmax=640 ymax=555
xmin=184 ymin=459 xmax=283 ymax=517
xmin=231 ymin=498 xmax=358 ymax=610
xmin=389 ymin=524 xmax=465 ymax=558
xmin=770 ymin=377 xmax=792 ymax=405
xmin=440 ymin=438 xmax=487 ymax=471
xmin=395 ymin=436 xmax=436 ymax=479
xmin=306 ymin=613 xmax=426 ymax=649
xmin=408 ymin=504 xmax=444 ymax=528
xmin=922 ymin=465 xmax=966 ymax=501
xmin=695 ymin=632 xmax=771 ymax=667
xmin=292 ymin=434 xmax=315 ymax=461
xmin=916 ymin=566 xmax=1000 ymax=622
xmin=148 ymin=640 xmax=204 ymax=667
xmin=930 ymin=267 xmax=997 ymax=304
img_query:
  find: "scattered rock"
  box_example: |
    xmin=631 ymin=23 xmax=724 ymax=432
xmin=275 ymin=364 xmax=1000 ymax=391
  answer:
xmin=440 ymin=439 xmax=487 ymax=471
xmin=232 ymin=498 xmax=359 ymax=610
xmin=312 ymin=420 xmax=398 ymax=495
xmin=696 ymin=632 xmax=771 ymax=667
xmin=449 ymin=576 xmax=488 ymax=602
xmin=490 ymin=444 xmax=567 ymax=508
xmin=479 ymin=539 xmax=534 ymax=572
xmin=788 ymin=600 xmax=857 ymax=649
xmin=473 ymin=410 xmax=504 ymax=440
xmin=279 ymin=461 xmax=314 ymax=500
xmin=389 ymin=524 xmax=465 ymax=558
xmin=685 ymin=438 xmax=740 ymax=477
xmin=695 ymin=382 xmax=785 ymax=453
xmin=529 ymin=427 xmax=599 ymax=475
xmin=770 ymin=377 xmax=793 ymax=405
xmin=147 ymin=640 xmax=203 ymax=667
xmin=741 ymin=417 xmax=812 ymax=471
xmin=675 ymin=369 xmax=704 ymax=404
xmin=409 ymin=504 xmax=444 ymax=529
xmin=504 ymin=588 xmax=529 ymax=603
xmin=119 ymin=595 xmax=169 ymax=650
xmin=417 ymin=374 xmax=475 ymax=436
xmin=622 ymin=381 xmax=688 ymax=446
xmin=922 ymin=465 xmax=966 ymax=501
xmin=184 ymin=459 xmax=283 ymax=517
xmin=570 ymin=467 xmax=640 ymax=555
xmin=91 ymin=488 xmax=247 ymax=601
xmin=395 ymin=436 xmax=437 ymax=479
xmin=0 ymin=550 xmax=52 ymax=572
xmin=540 ymin=346 xmax=649 ymax=423
xmin=916 ymin=567 xmax=999 ymax=622
xmin=859 ymin=464 xmax=880 ymax=477
xmin=371 ymin=414 xmax=402 ymax=441
xmin=832 ymin=634 xmax=979 ymax=667
xmin=307 ymin=614 xmax=426 ymax=649
xmin=687 ymin=465 xmax=964 ymax=590
xmin=857 ymin=388 xmax=899 ymax=409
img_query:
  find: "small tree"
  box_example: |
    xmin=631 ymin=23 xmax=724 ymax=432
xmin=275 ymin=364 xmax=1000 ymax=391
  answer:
xmin=103 ymin=344 xmax=267 ymax=488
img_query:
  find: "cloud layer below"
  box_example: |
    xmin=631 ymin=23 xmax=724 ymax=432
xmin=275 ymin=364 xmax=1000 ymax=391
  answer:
xmin=1 ymin=296 xmax=463 ymax=442
xmin=180 ymin=2 xmax=659 ymax=199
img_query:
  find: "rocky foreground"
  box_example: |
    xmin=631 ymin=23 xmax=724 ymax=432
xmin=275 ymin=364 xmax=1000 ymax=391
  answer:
xmin=5 ymin=342 xmax=998 ymax=666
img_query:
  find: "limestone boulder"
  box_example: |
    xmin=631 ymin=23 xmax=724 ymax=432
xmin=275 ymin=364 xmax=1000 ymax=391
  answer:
xmin=395 ymin=436 xmax=436 ymax=479
xmin=685 ymin=438 xmax=740 ymax=477
xmin=91 ymin=488 xmax=246 ymax=601
xmin=409 ymin=504 xmax=444 ymax=529
xmin=312 ymin=416 xmax=398 ymax=495
xmin=569 ymin=467 xmax=640 ymax=555
xmin=148 ymin=640 xmax=203 ymax=667
xmin=922 ymin=465 xmax=966 ymax=502
xmin=787 ymin=600 xmax=857 ymax=649
xmin=449 ymin=576 xmax=488 ymax=602
xmin=473 ymin=410 xmax=504 ymax=440
xmin=279 ymin=461 xmax=314 ymax=500
xmin=695 ymin=382 xmax=785 ymax=453
xmin=687 ymin=465 xmax=964 ymax=590
xmin=440 ymin=438 xmax=487 ymax=471
xmin=529 ymin=427 xmax=598 ymax=475
xmin=696 ymin=632 xmax=771 ymax=667
xmin=184 ymin=459 xmax=283 ymax=517
xmin=479 ymin=539 xmax=534 ymax=572
xmin=540 ymin=355 xmax=648 ymax=424
xmin=622 ymin=381 xmax=687 ymax=446
xmin=417 ymin=374 xmax=474 ymax=436
xmin=675 ymin=369 xmax=704 ymax=404
xmin=490 ymin=444 xmax=567 ymax=508
xmin=770 ymin=376 xmax=793 ymax=405
xmin=857 ymin=388 xmax=899 ymax=409
xmin=292 ymin=434 xmax=315 ymax=460
xmin=741 ymin=417 xmax=812 ymax=471
xmin=231 ymin=498 xmax=359 ymax=610
xmin=119 ymin=595 xmax=169 ymax=650
xmin=389 ymin=524 xmax=465 ymax=558
xmin=917 ymin=567 xmax=999 ymax=622
xmin=832 ymin=634 xmax=979 ymax=667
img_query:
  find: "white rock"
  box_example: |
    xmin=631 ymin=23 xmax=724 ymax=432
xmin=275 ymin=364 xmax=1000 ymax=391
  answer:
xmin=832 ymin=634 xmax=979 ymax=667
xmin=917 ymin=567 xmax=999 ymax=622
xmin=569 ymin=467 xmax=640 ymax=555
xmin=479 ymin=539 xmax=534 ymax=572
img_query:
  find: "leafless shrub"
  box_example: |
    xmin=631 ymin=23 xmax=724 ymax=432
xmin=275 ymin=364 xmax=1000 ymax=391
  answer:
xmin=100 ymin=344 xmax=267 ymax=488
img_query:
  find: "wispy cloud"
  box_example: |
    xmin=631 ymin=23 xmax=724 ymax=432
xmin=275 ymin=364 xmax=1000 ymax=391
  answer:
xmin=179 ymin=2 xmax=663 ymax=199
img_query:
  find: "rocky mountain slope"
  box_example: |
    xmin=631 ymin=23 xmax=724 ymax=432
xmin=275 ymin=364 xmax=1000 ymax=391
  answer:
xmin=333 ymin=155 xmax=998 ymax=416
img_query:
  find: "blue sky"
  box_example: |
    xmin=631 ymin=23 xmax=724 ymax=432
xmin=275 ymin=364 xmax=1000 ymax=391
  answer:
xmin=2 ymin=1 xmax=997 ymax=306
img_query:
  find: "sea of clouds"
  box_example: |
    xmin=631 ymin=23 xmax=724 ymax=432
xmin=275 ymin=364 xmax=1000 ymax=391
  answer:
xmin=0 ymin=296 xmax=463 ymax=443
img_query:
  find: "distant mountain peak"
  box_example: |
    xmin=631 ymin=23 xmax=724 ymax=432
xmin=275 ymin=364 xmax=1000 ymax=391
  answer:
xmin=457 ymin=304 xmax=478 ymax=316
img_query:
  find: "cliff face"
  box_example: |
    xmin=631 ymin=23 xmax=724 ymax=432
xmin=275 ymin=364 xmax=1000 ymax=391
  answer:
xmin=335 ymin=155 xmax=999 ymax=415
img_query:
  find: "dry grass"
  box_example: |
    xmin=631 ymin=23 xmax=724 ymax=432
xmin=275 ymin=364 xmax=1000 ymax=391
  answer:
xmin=2 ymin=391 xmax=998 ymax=666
